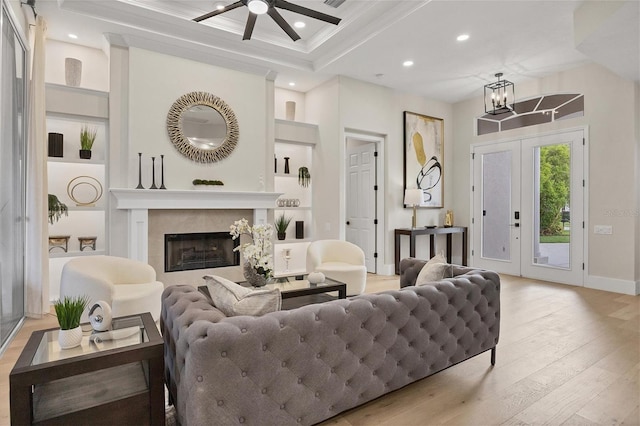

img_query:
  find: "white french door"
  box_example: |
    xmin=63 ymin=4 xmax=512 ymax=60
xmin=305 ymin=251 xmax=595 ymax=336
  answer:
xmin=472 ymin=130 xmax=585 ymax=285
xmin=472 ymin=141 xmax=522 ymax=275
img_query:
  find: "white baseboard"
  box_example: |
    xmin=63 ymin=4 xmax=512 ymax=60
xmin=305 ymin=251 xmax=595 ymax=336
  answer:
xmin=377 ymin=264 xmax=396 ymax=276
xmin=586 ymin=275 xmax=640 ymax=295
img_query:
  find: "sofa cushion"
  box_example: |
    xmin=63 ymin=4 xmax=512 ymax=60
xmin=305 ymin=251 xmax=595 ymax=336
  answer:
xmin=415 ymin=253 xmax=453 ymax=285
xmin=203 ymin=275 xmax=281 ymax=316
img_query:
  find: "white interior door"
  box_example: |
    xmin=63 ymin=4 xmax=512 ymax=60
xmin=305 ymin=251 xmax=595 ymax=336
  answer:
xmin=472 ymin=130 xmax=584 ymax=285
xmin=472 ymin=141 xmax=522 ymax=276
xmin=346 ymin=141 xmax=376 ymax=272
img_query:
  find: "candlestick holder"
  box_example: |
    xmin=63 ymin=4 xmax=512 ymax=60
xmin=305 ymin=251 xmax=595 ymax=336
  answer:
xmin=149 ymin=156 xmax=158 ymax=189
xmin=159 ymin=154 xmax=167 ymax=189
xmin=135 ymin=153 xmax=144 ymax=189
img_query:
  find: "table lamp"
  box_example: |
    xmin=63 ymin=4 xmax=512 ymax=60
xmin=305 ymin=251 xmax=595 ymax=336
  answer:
xmin=404 ymin=189 xmax=423 ymax=228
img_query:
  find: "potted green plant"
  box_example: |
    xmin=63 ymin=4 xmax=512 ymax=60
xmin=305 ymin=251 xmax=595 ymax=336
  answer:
xmin=79 ymin=124 xmax=97 ymax=159
xmin=192 ymin=179 xmax=224 ymax=189
xmin=274 ymin=213 xmax=292 ymax=240
xmin=48 ymin=194 xmax=68 ymax=224
xmin=298 ymin=167 xmax=311 ymax=187
xmin=54 ymin=295 xmax=89 ymax=349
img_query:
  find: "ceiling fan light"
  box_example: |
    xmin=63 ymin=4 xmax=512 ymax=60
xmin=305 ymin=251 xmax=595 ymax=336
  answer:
xmin=247 ymin=0 xmax=269 ymax=15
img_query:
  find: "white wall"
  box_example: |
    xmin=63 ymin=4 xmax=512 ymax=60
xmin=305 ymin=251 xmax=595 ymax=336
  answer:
xmin=305 ymin=76 xmax=455 ymax=273
xmin=127 ymin=48 xmax=268 ymax=191
xmin=45 ymin=40 xmax=109 ymax=92
xmin=305 ymin=77 xmax=341 ymax=244
xmin=452 ymin=63 xmax=638 ymax=290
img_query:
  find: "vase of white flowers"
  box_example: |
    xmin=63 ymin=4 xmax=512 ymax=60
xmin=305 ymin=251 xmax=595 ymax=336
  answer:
xmin=230 ymin=218 xmax=274 ymax=287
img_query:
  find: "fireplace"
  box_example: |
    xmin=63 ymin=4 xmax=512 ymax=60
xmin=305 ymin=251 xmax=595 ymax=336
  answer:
xmin=165 ymin=232 xmax=239 ymax=273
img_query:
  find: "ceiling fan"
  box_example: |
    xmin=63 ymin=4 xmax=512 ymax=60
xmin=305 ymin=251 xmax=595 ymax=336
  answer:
xmin=193 ymin=0 xmax=342 ymax=41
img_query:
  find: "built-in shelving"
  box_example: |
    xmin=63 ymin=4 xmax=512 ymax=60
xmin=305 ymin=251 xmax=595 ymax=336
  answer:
xmin=46 ymin=83 xmax=109 ymax=300
xmin=273 ymin=119 xmax=318 ymax=276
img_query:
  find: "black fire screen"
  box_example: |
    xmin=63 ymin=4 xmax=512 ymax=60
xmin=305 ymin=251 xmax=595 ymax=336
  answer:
xmin=165 ymin=232 xmax=239 ymax=272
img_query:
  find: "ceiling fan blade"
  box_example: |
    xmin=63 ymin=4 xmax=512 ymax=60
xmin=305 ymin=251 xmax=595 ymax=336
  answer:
xmin=243 ymin=13 xmax=257 ymax=40
xmin=267 ymin=8 xmax=301 ymax=41
xmin=193 ymin=1 xmax=244 ymax=22
xmin=274 ymin=0 xmax=341 ymax=25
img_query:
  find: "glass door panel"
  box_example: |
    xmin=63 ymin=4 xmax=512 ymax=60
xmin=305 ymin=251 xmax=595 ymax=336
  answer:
xmin=521 ymin=131 xmax=584 ymax=285
xmin=481 ymin=150 xmax=512 ymax=261
xmin=534 ymin=143 xmax=571 ymax=269
xmin=0 ymin=7 xmax=27 ymax=348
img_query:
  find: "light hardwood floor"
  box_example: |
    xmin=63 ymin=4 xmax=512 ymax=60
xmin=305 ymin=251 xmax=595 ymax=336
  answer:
xmin=1 ymin=274 xmax=638 ymax=426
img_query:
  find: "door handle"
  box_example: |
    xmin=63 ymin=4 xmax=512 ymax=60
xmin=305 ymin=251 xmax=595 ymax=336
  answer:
xmin=509 ymin=223 xmax=520 ymax=228
xmin=346 ymin=221 xmax=350 ymax=225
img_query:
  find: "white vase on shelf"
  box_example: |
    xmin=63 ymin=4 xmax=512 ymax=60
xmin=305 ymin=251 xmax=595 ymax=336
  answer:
xmin=285 ymin=101 xmax=296 ymax=121
xmin=64 ymin=58 xmax=82 ymax=87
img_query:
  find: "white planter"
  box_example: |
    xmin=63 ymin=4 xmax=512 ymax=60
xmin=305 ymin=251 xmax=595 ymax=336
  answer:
xmin=58 ymin=325 xmax=83 ymax=349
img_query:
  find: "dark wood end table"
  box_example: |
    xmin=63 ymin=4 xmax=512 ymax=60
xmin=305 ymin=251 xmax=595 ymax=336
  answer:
xmin=9 ymin=312 xmax=164 ymax=425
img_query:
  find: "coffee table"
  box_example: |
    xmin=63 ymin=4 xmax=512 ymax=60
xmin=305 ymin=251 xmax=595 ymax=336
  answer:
xmin=200 ymin=274 xmax=347 ymax=310
xmin=9 ymin=312 xmax=164 ymax=425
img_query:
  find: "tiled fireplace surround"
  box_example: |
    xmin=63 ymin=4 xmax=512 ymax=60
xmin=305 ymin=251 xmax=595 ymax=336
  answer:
xmin=110 ymin=189 xmax=281 ymax=287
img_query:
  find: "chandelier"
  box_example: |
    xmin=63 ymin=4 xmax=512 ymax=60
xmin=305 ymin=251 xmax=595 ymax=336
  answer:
xmin=484 ymin=72 xmax=515 ymax=115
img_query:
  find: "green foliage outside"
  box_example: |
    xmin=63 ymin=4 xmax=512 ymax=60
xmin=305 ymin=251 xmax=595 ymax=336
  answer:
xmin=539 ymin=230 xmax=570 ymax=243
xmin=539 ymin=144 xmax=570 ymax=237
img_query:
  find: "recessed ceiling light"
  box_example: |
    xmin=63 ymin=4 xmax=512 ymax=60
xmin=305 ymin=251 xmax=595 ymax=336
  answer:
xmin=68 ymin=34 xmax=78 ymax=39
xmin=403 ymin=60 xmax=414 ymax=67
xmin=216 ymin=4 xmax=225 ymax=10
xmin=457 ymin=34 xmax=469 ymax=41
xmin=294 ymin=21 xmax=306 ymax=29
xmin=288 ymin=82 xmax=296 ymax=87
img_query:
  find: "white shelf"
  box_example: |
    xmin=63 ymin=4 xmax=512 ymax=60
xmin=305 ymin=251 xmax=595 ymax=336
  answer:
xmin=274 ymin=238 xmax=312 ymax=243
xmin=49 ymin=250 xmax=106 ymax=259
xmin=48 ymin=157 xmax=105 ymax=165
xmin=275 ymin=207 xmax=311 ymax=211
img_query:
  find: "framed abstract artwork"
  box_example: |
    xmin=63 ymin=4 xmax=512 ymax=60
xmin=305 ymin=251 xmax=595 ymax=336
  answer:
xmin=403 ymin=111 xmax=444 ymax=208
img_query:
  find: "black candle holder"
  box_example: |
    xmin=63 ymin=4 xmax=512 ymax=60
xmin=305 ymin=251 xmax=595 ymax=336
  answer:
xmin=135 ymin=153 xmax=144 ymax=189
xmin=159 ymin=154 xmax=166 ymax=189
xmin=149 ymin=156 xmax=158 ymax=189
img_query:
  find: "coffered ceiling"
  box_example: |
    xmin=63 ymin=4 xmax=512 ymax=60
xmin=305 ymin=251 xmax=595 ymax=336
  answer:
xmin=34 ymin=0 xmax=639 ymax=103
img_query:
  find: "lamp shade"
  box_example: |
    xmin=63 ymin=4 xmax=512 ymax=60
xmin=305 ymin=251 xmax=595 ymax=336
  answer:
xmin=404 ymin=189 xmax=423 ymax=206
xmin=247 ymin=0 xmax=269 ymax=14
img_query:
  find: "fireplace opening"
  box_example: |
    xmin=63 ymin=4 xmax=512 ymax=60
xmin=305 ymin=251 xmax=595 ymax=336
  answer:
xmin=165 ymin=232 xmax=239 ymax=273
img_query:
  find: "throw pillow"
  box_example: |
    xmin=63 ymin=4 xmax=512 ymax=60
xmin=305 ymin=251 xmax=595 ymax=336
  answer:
xmin=415 ymin=253 xmax=453 ymax=285
xmin=203 ymin=275 xmax=281 ymax=316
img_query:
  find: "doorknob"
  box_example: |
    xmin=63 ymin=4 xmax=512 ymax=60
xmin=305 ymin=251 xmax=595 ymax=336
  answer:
xmin=346 ymin=221 xmax=350 ymax=225
xmin=509 ymin=223 xmax=520 ymax=227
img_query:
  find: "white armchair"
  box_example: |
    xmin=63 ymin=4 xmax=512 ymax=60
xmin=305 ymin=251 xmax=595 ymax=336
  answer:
xmin=306 ymin=240 xmax=367 ymax=296
xmin=60 ymin=255 xmax=164 ymax=322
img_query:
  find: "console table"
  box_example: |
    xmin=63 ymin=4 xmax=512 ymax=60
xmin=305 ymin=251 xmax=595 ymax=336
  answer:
xmin=394 ymin=226 xmax=468 ymax=274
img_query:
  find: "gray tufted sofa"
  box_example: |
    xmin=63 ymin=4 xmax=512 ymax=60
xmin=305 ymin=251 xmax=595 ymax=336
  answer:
xmin=161 ymin=264 xmax=500 ymax=426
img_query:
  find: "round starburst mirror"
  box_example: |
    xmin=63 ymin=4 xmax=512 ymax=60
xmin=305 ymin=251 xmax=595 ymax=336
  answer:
xmin=166 ymin=92 xmax=239 ymax=163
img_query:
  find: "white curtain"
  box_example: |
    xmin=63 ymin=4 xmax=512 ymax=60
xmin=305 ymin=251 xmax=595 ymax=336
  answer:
xmin=25 ymin=16 xmax=48 ymax=318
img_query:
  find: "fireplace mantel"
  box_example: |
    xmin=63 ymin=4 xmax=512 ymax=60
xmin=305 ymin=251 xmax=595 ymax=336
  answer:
xmin=110 ymin=189 xmax=282 ymax=210
xmin=110 ymin=189 xmax=282 ymax=262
